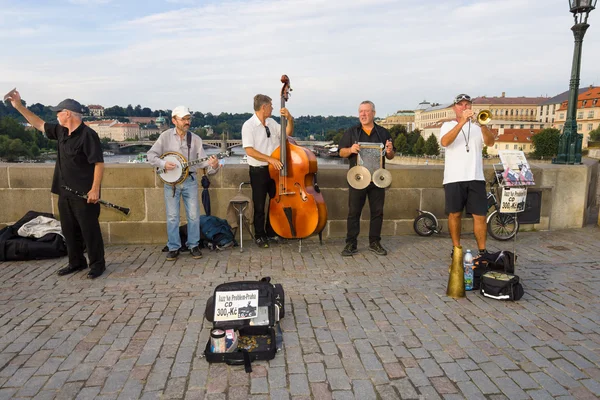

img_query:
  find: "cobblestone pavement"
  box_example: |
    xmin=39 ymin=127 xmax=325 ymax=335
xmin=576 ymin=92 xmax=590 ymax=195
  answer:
xmin=1 ymin=227 xmax=600 ymax=400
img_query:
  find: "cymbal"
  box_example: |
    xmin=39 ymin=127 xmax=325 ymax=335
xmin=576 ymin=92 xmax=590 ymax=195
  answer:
xmin=372 ymin=168 xmax=392 ymax=188
xmin=347 ymin=166 xmax=371 ymax=190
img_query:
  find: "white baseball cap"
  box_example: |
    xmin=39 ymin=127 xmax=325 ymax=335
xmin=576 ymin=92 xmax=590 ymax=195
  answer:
xmin=172 ymin=106 xmax=191 ymax=119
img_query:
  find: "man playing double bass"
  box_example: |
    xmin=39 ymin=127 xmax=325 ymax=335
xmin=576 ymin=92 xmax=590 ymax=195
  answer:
xmin=241 ymin=94 xmax=294 ymax=248
xmin=339 ymin=100 xmax=394 ymax=256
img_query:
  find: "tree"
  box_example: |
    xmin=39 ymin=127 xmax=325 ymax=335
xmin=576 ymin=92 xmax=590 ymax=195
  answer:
xmin=406 ymin=129 xmax=422 ymax=154
xmin=388 ymin=125 xmax=407 ymax=141
xmin=413 ymin=136 xmax=425 ymax=156
xmin=332 ymin=131 xmax=344 ymax=145
xmin=394 ymin=133 xmax=409 ymax=155
xmin=148 ymin=133 xmax=160 ymax=141
xmin=482 ymin=145 xmax=489 ymax=157
xmin=589 ymin=126 xmax=600 ymax=142
xmin=423 ymin=134 xmax=440 ymax=156
xmin=100 ymin=137 xmax=112 ymax=150
xmin=531 ymin=128 xmax=560 ymax=159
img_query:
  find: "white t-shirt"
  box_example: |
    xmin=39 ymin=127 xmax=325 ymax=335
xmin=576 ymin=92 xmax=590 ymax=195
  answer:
xmin=440 ymin=120 xmax=485 ymax=185
xmin=241 ymin=113 xmax=282 ymax=167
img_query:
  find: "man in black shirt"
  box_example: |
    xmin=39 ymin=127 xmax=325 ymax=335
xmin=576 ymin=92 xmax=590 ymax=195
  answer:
xmin=338 ymin=101 xmax=395 ymax=256
xmin=4 ymin=89 xmax=107 ymax=279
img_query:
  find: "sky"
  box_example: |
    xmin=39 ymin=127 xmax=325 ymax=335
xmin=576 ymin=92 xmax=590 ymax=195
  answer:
xmin=1 ymin=0 xmax=599 ymax=117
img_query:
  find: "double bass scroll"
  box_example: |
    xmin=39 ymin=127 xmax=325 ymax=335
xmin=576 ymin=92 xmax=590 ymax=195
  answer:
xmin=268 ymin=75 xmax=327 ymax=239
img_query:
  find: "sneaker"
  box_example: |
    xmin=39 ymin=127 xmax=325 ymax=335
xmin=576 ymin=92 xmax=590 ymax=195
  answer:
xmin=190 ymin=246 xmax=202 ymax=259
xmin=369 ymin=241 xmax=388 ymax=256
xmin=216 ymin=241 xmax=234 ymax=251
xmin=256 ymin=237 xmax=269 ymax=248
xmin=341 ymin=243 xmax=358 ymax=257
xmin=166 ymin=249 xmax=179 ymax=261
xmin=267 ymin=236 xmax=280 ymax=244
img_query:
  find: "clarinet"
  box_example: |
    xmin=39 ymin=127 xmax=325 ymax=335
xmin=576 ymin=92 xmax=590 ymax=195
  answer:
xmin=61 ymin=186 xmax=131 ymax=216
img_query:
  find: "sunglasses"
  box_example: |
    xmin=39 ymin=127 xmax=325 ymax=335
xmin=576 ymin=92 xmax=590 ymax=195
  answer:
xmin=454 ymin=94 xmax=471 ymax=104
xmin=265 ymin=126 xmax=271 ymax=138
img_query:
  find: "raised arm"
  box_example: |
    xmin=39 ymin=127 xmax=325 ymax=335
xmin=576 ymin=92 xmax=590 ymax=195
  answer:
xmin=4 ymin=89 xmax=45 ymax=132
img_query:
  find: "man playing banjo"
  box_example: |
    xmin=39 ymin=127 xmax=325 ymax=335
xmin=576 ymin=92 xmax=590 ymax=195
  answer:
xmin=147 ymin=106 xmax=220 ymax=261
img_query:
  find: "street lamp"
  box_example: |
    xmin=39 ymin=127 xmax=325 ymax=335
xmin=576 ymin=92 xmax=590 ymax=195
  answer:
xmin=554 ymin=0 xmax=597 ymax=164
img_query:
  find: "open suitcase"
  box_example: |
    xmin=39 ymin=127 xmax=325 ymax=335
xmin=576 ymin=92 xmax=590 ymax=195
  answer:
xmin=204 ymin=277 xmax=284 ymax=372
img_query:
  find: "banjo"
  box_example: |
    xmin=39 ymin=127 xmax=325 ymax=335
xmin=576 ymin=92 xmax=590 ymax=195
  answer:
xmin=156 ymin=150 xmax=231 ymax=185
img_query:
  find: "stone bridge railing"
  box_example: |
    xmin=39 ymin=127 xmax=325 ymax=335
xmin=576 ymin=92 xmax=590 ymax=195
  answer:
xmin=0 ymin=162 xmax=596 ymax=244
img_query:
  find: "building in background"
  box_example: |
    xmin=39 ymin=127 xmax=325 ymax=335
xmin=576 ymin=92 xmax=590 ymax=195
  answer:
xmin=488 ymin=129 xmax=542 ymax=156
xmin=537 ymin=86 xmax=594 ymax=127
xmin=553 ymin=86 xmax=600 ymax=148
xmin=378 ymin=110 xmax=415 ymax=131
xmin=85 ymin=120 xmax=140 ymax=141
xmin=87 ymin=105 xmax=104 ymax=117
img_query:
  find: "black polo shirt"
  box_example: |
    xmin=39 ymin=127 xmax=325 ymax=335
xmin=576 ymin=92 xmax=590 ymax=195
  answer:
xmin=338 ymin=123 xmax=392 ymax=168
xmin=44 ymin=122 xmax=104 ymax=196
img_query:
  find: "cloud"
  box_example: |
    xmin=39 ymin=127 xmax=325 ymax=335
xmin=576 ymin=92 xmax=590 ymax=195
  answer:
xmin=1 ymin=0 xmax=598 ymax=116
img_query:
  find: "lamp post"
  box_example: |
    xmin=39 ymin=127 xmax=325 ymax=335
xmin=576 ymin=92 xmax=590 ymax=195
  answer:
xmin=554 ymin=0 xmax=597 ymax=164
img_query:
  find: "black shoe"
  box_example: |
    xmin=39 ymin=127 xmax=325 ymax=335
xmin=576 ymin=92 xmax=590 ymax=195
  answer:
xmin=341 ymin=243 xmax=358 ymax=257
xmin=369 ymin=241 xmax=388 ymax=256
xmin=57 ymin=264 xmax=86 ymax=276
xmin=190 ymin=246 xmax=202 ymax=259
xmin=87 ymin=266 xmax=106 ymax=279
xmin=267 ymin=236 xmax=280 ymax=244
xmin=166 ymin=249 xmax=179 ymax=261
xmin=256 ymin=237 xmax=269 ymax=248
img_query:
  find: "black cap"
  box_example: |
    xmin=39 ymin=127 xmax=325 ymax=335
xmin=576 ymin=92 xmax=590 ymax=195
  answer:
xmin=49 ymin=99 xmax=84 ymax=113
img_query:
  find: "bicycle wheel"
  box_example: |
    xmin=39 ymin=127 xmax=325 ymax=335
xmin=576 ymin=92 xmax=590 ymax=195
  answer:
xmin=487 ymin=210 xmax=519 ymax=241
xmin=413 ymin=214 xmax=437 ymax=236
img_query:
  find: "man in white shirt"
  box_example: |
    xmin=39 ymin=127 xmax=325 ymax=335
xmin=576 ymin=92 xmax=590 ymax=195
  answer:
xmin=241 ymin=94 xmax=294 ymax=248
xmin=440 ymin=94 xmax=495 ymax=257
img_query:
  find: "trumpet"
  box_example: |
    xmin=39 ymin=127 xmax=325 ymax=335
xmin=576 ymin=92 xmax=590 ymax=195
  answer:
xmin=474 ymin=109 xmax=492 ymax=125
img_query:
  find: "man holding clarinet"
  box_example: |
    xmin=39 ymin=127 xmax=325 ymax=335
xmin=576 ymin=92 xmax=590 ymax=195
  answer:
xmin=4 ymin=89 xmax=107 ymax=279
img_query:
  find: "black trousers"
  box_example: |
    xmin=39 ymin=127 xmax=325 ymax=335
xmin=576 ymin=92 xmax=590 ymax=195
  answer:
xmin=249 ymin=166 xmax=276 ymax=239
xmin=346 ymin=183 xmax=385 ymax=245
xmin=58 ymin=195 xmax=106 ymax=272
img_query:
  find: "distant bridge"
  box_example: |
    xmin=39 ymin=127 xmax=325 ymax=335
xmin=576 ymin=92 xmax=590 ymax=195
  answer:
xmin=110 ymin=139 xmax=331 ymax=151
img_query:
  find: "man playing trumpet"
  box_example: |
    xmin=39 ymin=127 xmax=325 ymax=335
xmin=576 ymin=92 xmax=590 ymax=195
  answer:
xmin=440 ymin=94 xmax=495 ymax=258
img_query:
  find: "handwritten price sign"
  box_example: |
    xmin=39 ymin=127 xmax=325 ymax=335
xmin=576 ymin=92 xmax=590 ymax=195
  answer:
xmin=500 ymin=187 xmax=527 ymax=213
xmin=214 ymin=290 xmax=259 ymax=322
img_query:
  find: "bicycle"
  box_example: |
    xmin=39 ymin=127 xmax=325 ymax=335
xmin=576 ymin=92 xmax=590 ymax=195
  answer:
xmin=413 ymin=171 xmax=519 ymax=241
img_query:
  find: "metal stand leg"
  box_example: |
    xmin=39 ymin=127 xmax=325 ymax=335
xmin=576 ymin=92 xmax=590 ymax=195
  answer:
xmin=232 ymin=202 xmax=249 ymax=253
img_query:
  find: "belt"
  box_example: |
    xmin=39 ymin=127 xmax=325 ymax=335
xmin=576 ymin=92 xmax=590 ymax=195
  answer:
xmin=249 ymin=165 xmax=269 ymax=169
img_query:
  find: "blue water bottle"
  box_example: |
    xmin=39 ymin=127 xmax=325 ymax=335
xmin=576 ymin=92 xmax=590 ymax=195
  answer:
xmin=464 ymin=249 xmax=474 ymax=291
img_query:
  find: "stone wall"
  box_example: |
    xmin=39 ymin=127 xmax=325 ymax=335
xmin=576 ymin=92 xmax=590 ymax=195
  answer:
xmin=0 ymin=162 xmax=595 ymax=244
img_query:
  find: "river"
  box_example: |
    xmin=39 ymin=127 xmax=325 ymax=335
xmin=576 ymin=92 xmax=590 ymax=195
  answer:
xmin=102 ymin=147 xmax=346 ymax=166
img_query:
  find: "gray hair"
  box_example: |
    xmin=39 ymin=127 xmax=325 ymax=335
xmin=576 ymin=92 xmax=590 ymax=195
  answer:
xmin=359 ymin=100 xmax=375 ymax=112
xmin=254 ymin=94 xmax=272 ymax=111
xmin=70 ymin=111 xmax=83 ymax=120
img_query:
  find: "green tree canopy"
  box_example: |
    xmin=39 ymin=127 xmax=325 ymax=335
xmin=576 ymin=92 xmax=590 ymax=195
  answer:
xmin=423 ymin=134 xmax=440 ymax=156
xmin=388 ymin=125 xmax=408 ymax=141
xmin=589 ymin=126 xmax=600 ymax=142
xmin=413 ymin=136 xmax=425 ymax=156
xmin=531 ymin=128 xmax=561 ymax=159
xmin=394 ymin=133 xmax=409 ymax=155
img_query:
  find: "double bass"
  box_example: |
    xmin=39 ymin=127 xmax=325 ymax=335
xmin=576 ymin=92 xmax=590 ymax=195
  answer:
xmin=268 ymin=75 xmax=327 ymax=239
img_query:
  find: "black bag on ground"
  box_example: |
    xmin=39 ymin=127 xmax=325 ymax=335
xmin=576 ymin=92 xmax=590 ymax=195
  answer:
xmin=204 ymin=277 xmax=284 ymax=372
xmin=0 ymin=211 xmax=67 ymax=261
xmin=480 ymin=271 xmax=524 ymax=301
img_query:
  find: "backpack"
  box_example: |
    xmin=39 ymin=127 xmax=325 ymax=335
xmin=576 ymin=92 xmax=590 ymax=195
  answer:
xmin=174 ymin=216 xmax=236 ymax=251
xmin=204 ymin=277 xmax=285 ymax=372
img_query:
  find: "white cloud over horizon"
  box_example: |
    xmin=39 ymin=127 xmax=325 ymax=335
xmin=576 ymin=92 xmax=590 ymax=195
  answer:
xmin=1 ymin=0 xmax=599 ymax=117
